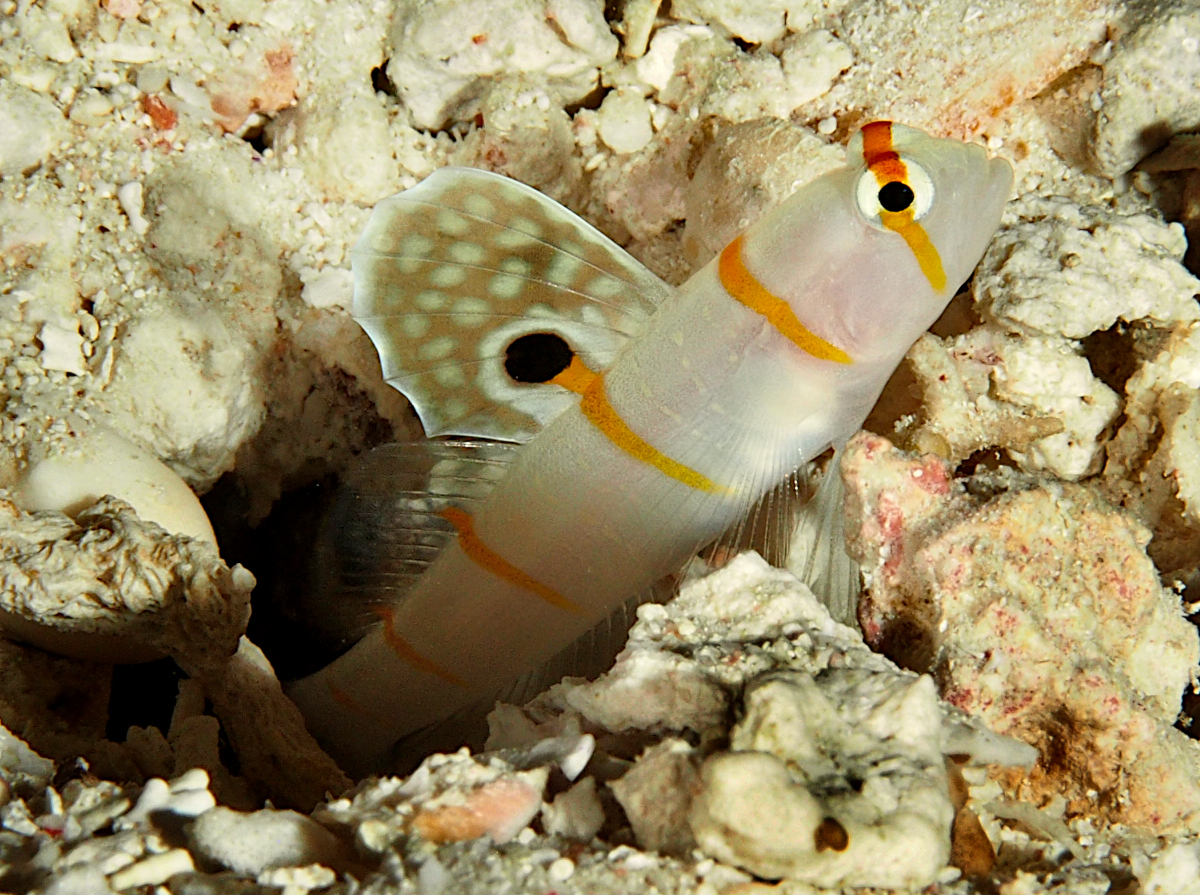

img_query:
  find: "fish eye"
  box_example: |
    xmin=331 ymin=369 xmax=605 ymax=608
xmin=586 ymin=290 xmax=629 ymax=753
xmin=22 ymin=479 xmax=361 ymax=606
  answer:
xmin=855 ymin=157 xmax=935 ymax=227
xmin=878 ymin=181 xmax=914 ymax=212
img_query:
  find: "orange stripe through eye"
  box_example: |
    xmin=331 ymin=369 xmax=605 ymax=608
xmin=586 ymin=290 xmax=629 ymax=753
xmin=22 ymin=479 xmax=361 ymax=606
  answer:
xmin=860 ymin=120 xmax=947 ymax=292
xmin=861 ymin=121 xmax=907 ymax=181
xmin=439 ymin=506 xmax=586 ymax=614
xmin=879 ymin=209 xmax=946 ymax=291
xmin=718 ymin=236 xmax=852 ymax=364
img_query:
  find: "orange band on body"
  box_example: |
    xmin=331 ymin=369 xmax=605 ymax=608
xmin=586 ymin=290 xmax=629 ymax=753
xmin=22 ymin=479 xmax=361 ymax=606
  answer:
xmin=371 ymin=605 xmax=469 ymax=687
xmin=551 ymin=358 xmax=729 ymax=493
xmin=860 ymin=121 xmax=947 ymax=292
xmin=326 ymin=680 xmax=391 ymax=725
xmin=548 ymin=355 xmax=595 ymax=395
xmin=439 ymin=506 xmax=585 ymax=614
xmin=718 ymin=236 xmax=853 ymax=364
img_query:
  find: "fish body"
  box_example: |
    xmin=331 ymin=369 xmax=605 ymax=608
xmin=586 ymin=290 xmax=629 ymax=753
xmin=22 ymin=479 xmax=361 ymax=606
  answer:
xmin=288 ymin=122 xmax=1013 ymax=774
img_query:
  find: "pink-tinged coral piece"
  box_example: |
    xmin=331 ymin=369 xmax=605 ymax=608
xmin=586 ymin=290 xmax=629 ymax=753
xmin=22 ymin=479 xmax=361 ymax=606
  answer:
xmin=410 ymin=774 xmax=546 ymax=844
xmin=842 ymin=432 xmax=1200 ymax=832
xmin=103 ymin=0 xmax=142 ymax=20
xmin=209 ymin=47 xmax=298 ymax=133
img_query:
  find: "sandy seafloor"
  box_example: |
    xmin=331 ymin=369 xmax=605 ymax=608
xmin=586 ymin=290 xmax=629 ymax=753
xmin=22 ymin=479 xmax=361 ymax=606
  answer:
xmin=4 ymin=0 xmax=1200 ymax=892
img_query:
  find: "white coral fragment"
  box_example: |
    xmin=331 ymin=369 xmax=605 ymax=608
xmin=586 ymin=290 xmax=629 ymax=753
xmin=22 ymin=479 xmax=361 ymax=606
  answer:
xmin=0 ymin=84 xmax=67 ymax=178
xmin=1138 ymin=842 xmax=1200 ymax=895
xmin=294 ymin=92 xmax=399 ymax=203
xmin=974 ymin=197 xmax=1200 ymax=340
xmin=540 ymin=776 xmax=604 ymax=841
xmin=690 ymin=671 xmax=953 ymax=889
xmin=320 ymin=751 xmax=548 ymax=849
xmin=984 ymin=329 xmax=1120 ymax=478
xmin=37 ymin=320 xmax=86 ymax=376
xmin=385 ymin=0 xmax=618 ymax=130
xmin=0 ymin=495 xmax=250 ymax=667
xmin=778 ymin=29 xmax=853 ymax=107
xmin=100 ymin=312 xmax=264 ymax=489
xmin=108 ymin=849 xmax=195 ymax=890
xmin=671 ymin=0 xmax=821 ymax=44
xmin=116 ymin=182 xmax=149 ymax=236
xmin=1094 ymin=3 xmax=1200 ymax=176
xmin=595 ymin=89 xmax=654 ymax=155
xmin=118 ymin=769 xmax=216 ymax=830
xmin=634 ymin=24 xmax=716 ymax=93
xmin=188 ymin=805 xmax=344 ymax=875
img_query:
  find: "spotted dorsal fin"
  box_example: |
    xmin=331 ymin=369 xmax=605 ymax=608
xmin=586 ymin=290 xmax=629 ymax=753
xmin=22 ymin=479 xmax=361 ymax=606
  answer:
xmin=352 ymin=168 xmax=673 ymax=442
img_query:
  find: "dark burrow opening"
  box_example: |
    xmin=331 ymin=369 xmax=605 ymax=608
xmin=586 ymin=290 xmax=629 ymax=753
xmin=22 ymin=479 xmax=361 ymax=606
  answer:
xmin=202 ymin=472 xmax=351 ymax=682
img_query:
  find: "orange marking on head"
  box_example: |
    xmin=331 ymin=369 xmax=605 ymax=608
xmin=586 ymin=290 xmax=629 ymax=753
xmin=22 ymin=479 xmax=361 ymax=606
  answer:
xmin=718 ymin=235 xmax=853 ymax=364
xmin=439 ymin=506 xmax=586 ymax=614
xmin=860 ymin=121 xmax=948 ymax=292
xmin=861 ymin=121 xmax=907 ymax=180
xmin=578 ymin=376 xmax=729 ymax=493
xmin=371 ymin=605 xmax=470 ymax=687
xmin=880 ymin=210 xmax=947 ymax=291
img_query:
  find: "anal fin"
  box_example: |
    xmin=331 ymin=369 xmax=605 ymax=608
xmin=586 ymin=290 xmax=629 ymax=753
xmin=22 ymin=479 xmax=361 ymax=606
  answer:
xmin=703 ymin=450 xmax=861 ymax=628
xmin=785 ymin=449 xmax=861 ymax=628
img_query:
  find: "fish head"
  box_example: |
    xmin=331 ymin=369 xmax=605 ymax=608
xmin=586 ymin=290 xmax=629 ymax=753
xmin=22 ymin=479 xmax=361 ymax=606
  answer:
xmin=740 ymin=121 xmax=1013 ymax=370
xmin=836 ymin=121 xmax=1013 ymax=362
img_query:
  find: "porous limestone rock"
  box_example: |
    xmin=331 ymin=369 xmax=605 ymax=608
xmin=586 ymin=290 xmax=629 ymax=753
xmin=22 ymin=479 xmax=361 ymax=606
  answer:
xmin=690 ymin=671 xmax=954 ymax=889
xmin=1093 ymin=1 xmax=1200 ymax=177
xmin=842 ymin=432 xmax=1200 ymax=832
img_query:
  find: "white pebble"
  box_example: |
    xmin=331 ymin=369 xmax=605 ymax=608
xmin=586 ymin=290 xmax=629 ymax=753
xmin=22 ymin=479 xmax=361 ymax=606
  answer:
xmin=257 ymin=863 xmax=337 ymax=891
xmin=108 ymin=848 xmax=194 ymax=890
xmin=417 ymin=855 xmax=449 ymax=895
xmin=558 ymin=733 xmax=595 ymax=782
xmin=541 ymin=777 xmax=604 ymax=842
xmin=117 ymin=778 xmax=170 ymax=829
xmin=68 ymin=91 xmax=114 ymax=126
xmin=38 ymin=321 xmax=87 ymax=375
xmin=169 ymin=768 xmax=212 ymax=796
xmin=547 ymin=857 xmax=575 ymax=881
xmin=596 ymin=89 xmax=653 ymax=155
xmin=0 ymin=84 xmax=67 ymax=176
xmin=189 ymin=807 xmax=344 ymax=876
xmin=29 ymin=10 xmax=76 ymax=62
xmin=118 ymin=182 xmax=150 ymax=236
xmin=136 ymin=66 xmax=169 ymax=94
xmin=300 ymin=267 xmax=354 ymax=309
xmin=41 ymin=866 xmax=113 ymax=895
xmin=14 ymin=426 xmax=218 ymax=546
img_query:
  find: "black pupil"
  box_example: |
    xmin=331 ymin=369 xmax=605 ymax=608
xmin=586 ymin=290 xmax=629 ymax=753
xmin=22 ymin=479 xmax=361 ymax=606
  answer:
xmin=504 ymin=332 xmax=574 ymax=383
xmin=878 ymin=180 xmax=915 ymax=212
